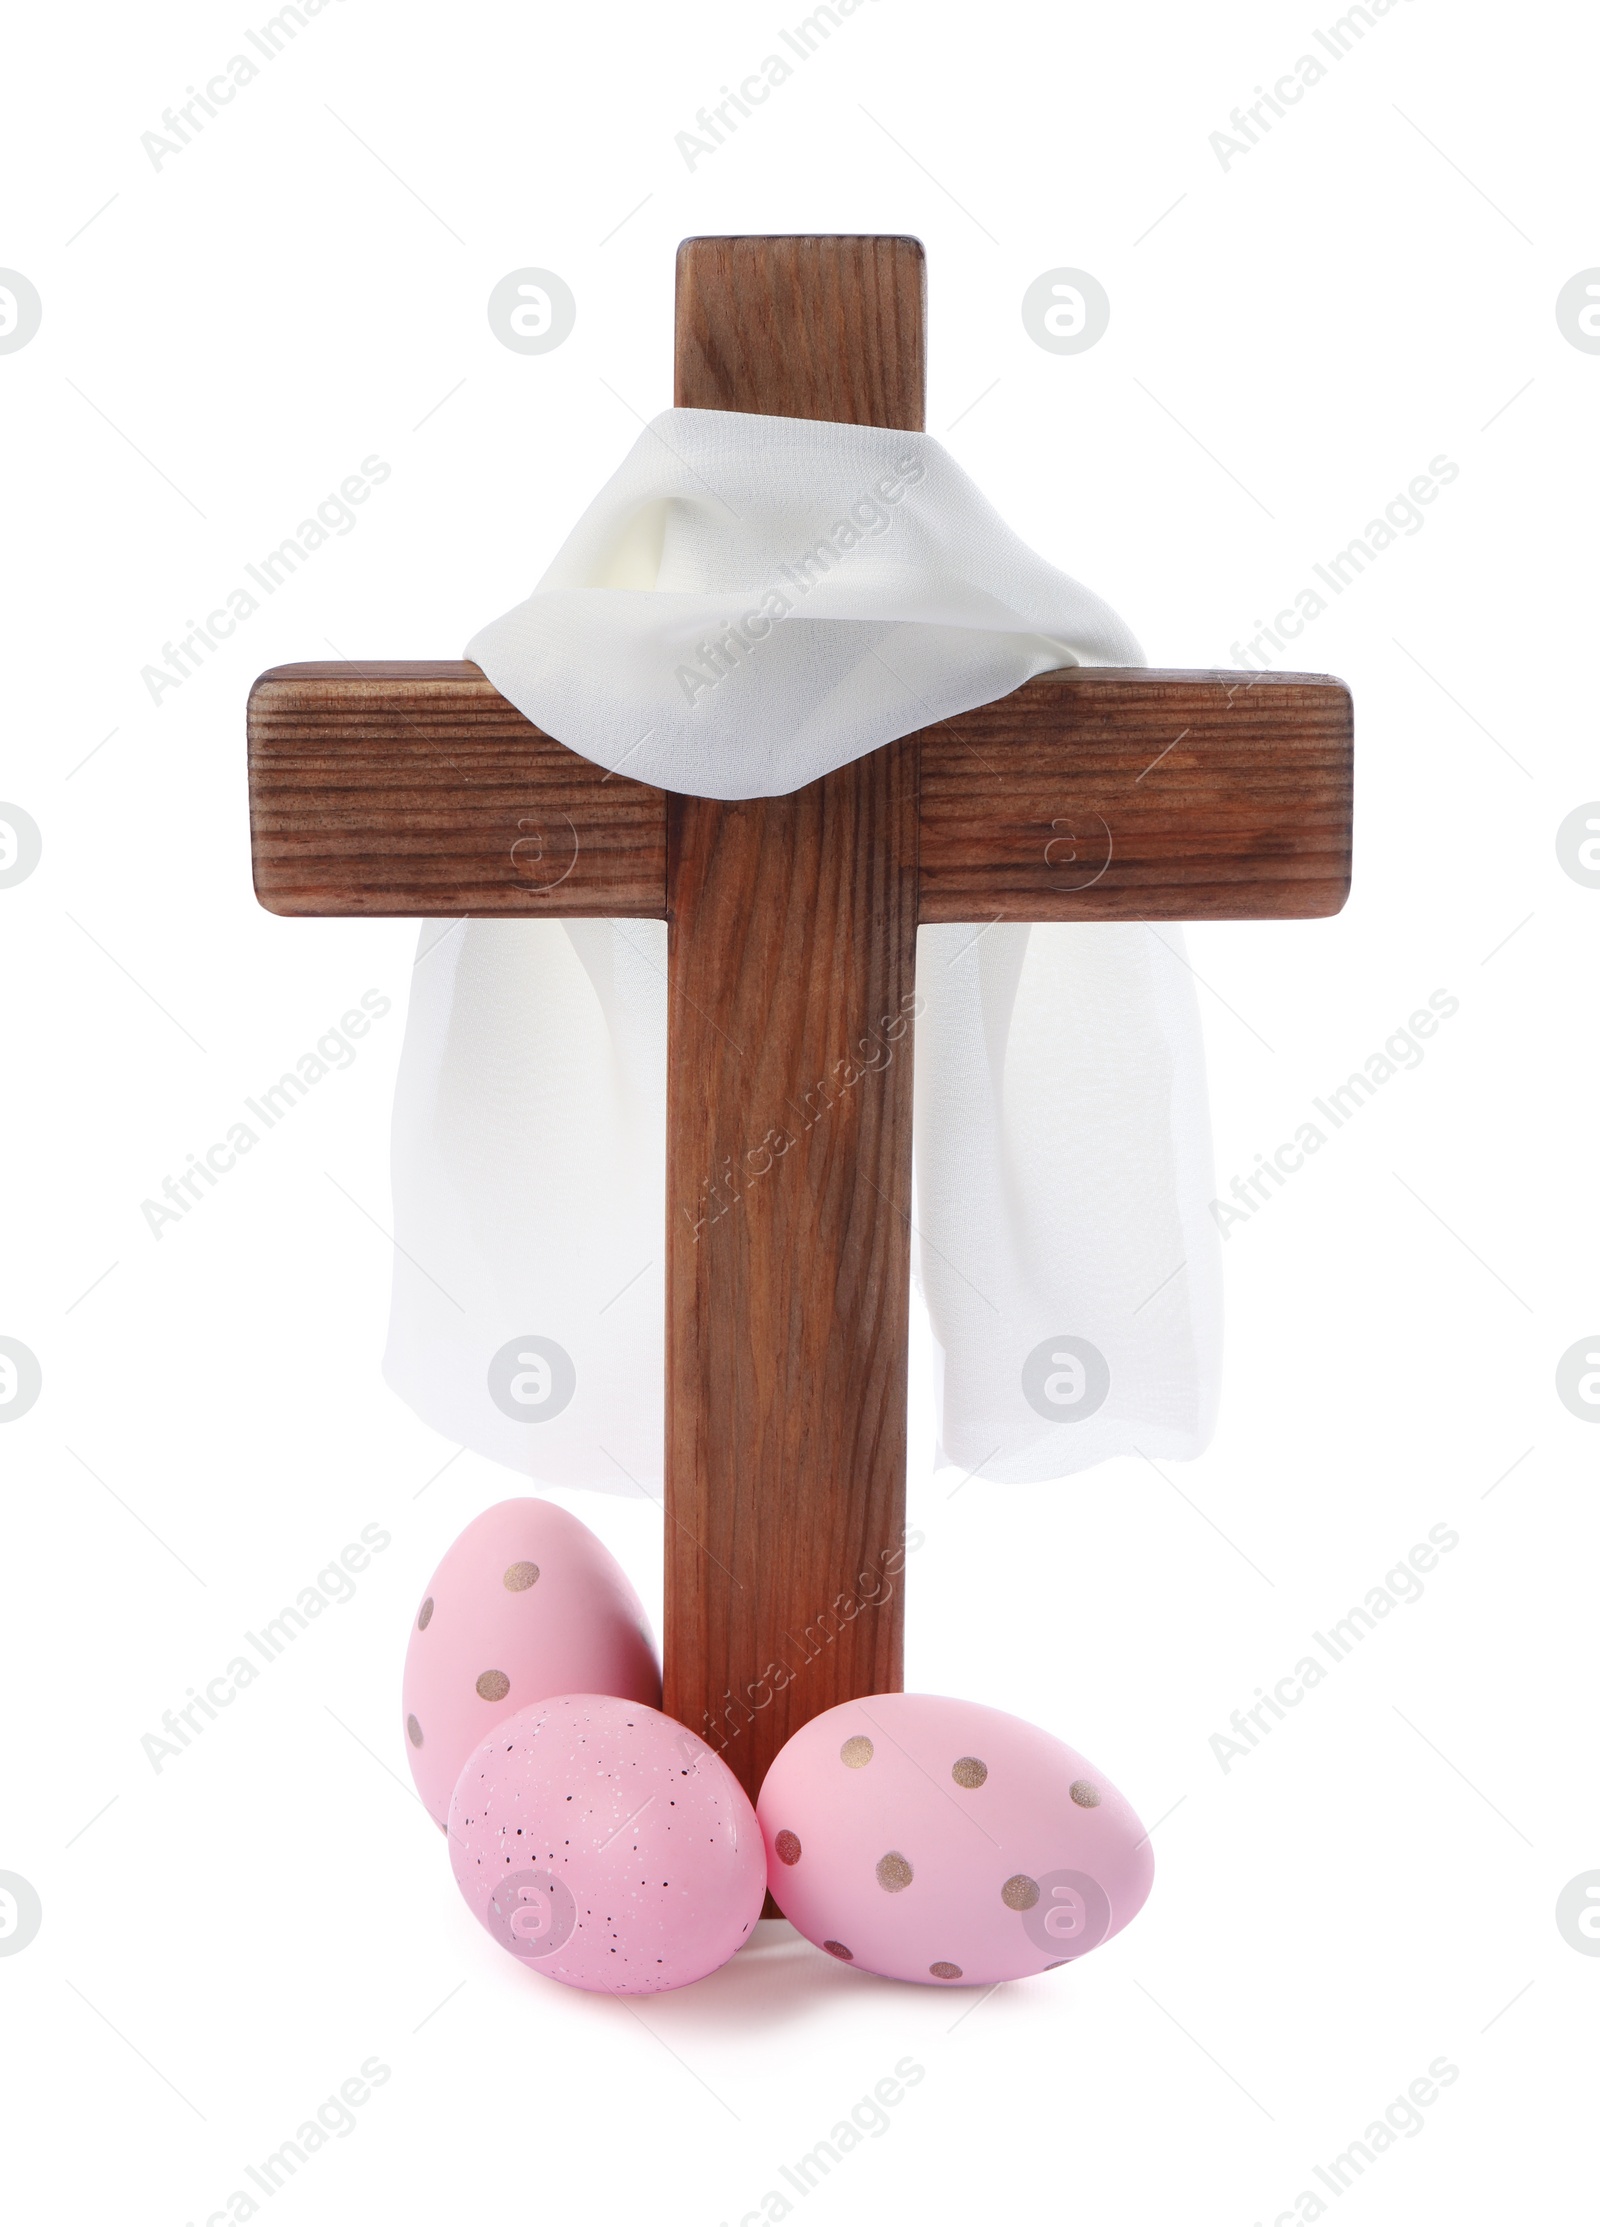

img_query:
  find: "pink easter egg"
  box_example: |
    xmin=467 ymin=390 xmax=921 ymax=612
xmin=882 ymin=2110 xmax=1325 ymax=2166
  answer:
xmin=447 ymin=1694 xmax=766 ymax=1993
xmin=403 ymin=1499 xmax=660 ymax=1827
xmin=757 ymin=1693 xmax=1154 ymax=1986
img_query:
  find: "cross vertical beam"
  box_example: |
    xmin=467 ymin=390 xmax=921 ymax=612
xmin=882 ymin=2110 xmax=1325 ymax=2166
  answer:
xmin=663 ymin=238 xmax=926 ymax=1802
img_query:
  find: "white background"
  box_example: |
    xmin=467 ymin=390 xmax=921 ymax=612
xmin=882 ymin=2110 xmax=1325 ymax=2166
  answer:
xmin=2 ymin=1 xmax=1595 ymax=2221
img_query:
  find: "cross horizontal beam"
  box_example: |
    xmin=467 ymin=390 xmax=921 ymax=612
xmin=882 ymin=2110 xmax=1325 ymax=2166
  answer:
xmin=247 ymin=660 xmax=1351 ymax=922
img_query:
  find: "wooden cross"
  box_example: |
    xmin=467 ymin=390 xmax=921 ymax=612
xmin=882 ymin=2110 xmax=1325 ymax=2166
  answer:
xmin=248 ymin=235 xmax=1351 ymax=1822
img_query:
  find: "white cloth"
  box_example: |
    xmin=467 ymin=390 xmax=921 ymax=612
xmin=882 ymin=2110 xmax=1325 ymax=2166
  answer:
xmin=464 ymin=410 xmax=1142 ymax=797
xmin=383 ymin=410 xmax=1221 ymax=1490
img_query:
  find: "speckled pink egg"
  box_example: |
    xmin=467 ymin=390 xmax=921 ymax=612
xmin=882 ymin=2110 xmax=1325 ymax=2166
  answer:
xmin=757 ymin=1694 xmax=1154 ymax=1986
xmin=447 ymin=1694 xmax=766 ymax=1993
xmin=403 ymin=1499 xmax=659 ymax=1827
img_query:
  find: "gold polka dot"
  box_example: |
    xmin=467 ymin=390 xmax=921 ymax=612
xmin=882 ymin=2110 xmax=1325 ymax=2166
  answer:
xmin=503 ymin=1561 xmax=540 ymax=1592
xmin=822 ymin=1939 xmax=853 ymax=1961
xmin=929 ymin=1960 xmax=963 ymax=1980
xmin=406 ymin=1714 xmax=423 ymax=1748
xmin=774 ymin=1829 xmax=802 ymax=1866
xmin=876 ymin=1850 xmax=913 ymax=1893
xmin=1001 ymin=1873 xmax=1040 ymax=1911
xmin=951 ymin=1755 xmax=987 ymax=1789
xmin=839 ymin=1735 xmax=874 ymax=1769
xmin=476 ymin=1670 xmax=511 ymax=1702
xmin=416 ymin=1598 xmax=433 ymax=1631
xmin=1070 ymin=1778 xmax=1101 ymax=1808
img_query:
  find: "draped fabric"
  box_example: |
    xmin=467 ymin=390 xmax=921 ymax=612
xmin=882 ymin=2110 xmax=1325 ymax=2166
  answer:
xmin=382 ymin=410 xmax=1221 ymax=1489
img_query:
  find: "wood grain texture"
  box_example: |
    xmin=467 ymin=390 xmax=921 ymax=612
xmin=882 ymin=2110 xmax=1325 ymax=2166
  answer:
xmin=249 ymin=660 xmax=1353 ymax=925
xmin=247 ymin=662 xmax=666 ymax=918
xmin=675 ymin=235 xmax=925 ymax=430
xmin=663 ymin=752 xmax=918 ymax=1798
xmin=919 ymin=668 xmax=1353 ymax=922
xmin=664 ymin=237 xmax=925 ymax=1814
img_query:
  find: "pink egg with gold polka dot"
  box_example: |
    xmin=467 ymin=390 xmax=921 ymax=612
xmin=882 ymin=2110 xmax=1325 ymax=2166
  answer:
xmin=403 ymin=1499 xmax=659 ymax=1827
xmin=757 ymin=1694 xmax=1153 ymax=1986
xmin=448 ymin=1694 xmax=766 ymax=1993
